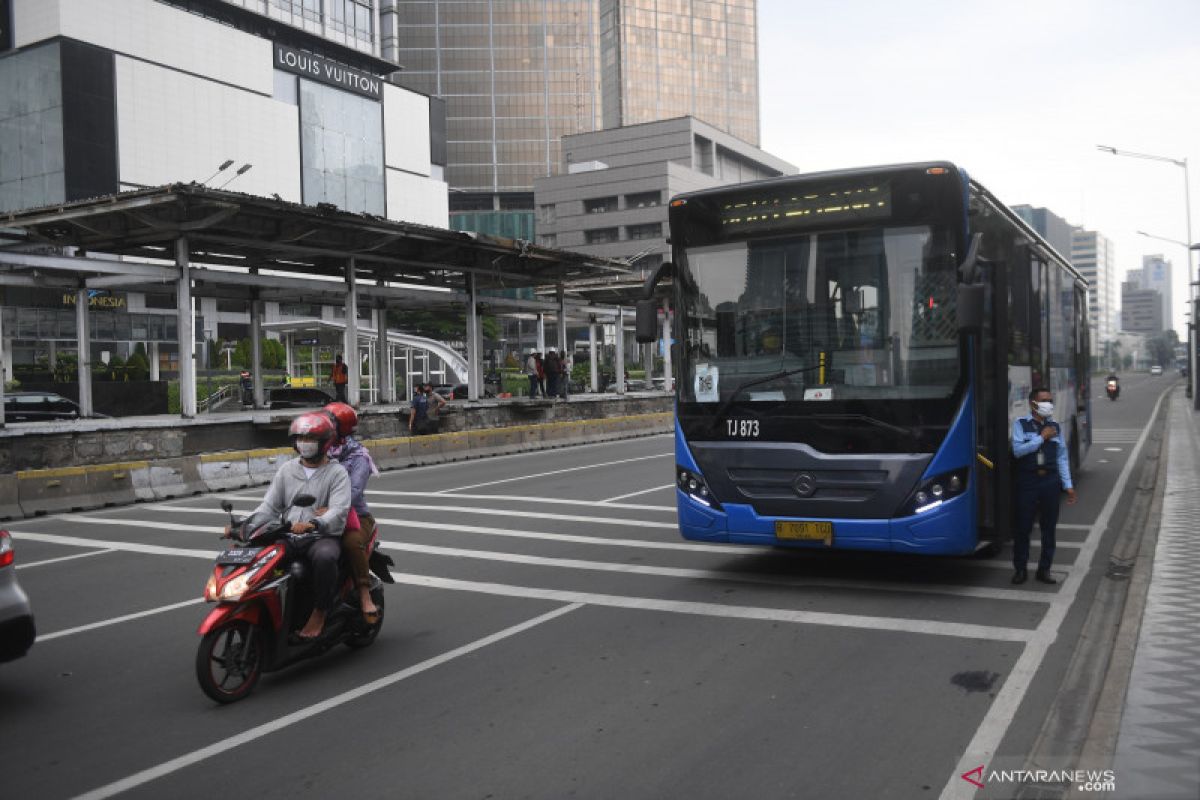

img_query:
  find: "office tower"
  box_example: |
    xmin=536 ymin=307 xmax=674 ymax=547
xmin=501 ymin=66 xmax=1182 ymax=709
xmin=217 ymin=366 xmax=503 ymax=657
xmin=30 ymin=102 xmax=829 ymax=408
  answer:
xmin=1122 ymin=276 xmax=1164 ymax=336
xmin=1012 ymin=204 xmax=1075 ymax=262
xmin=388 ymin=0 xmax=759 ymax=223
xmin=1140 ymin=254 xmax=1174 ymax=333
xmin=1072 ymin=228 xmax=1116 ymax=357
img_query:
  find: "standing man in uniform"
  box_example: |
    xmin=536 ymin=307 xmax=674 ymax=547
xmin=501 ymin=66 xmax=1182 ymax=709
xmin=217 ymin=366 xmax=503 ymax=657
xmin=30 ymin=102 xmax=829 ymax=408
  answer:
xmin=330 ymin=353 xmax=349 ymax=403
xmin=1011 ymin=386 xmax=1077 ymax=584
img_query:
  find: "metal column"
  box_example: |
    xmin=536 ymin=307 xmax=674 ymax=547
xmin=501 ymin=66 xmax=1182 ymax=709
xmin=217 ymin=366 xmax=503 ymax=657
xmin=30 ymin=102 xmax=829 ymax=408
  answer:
xmin=589 ymin=324 xmax=598 ymax=392
xmin=250 ymin=292 xmax=264 ymax=408
xmin=615 ymin=308 xmax=626 ymax=396
xmin=149 ymin=341 xmax=160 ymax=382
xmin=0 ymin=305 xmax=5 ymax=427
xmin=466 ymin=272 xmax=482 ymax=401
xmin=177 ymin=238 xmax=196 ymax=417
xmin=536 ymin=313 xmax=546 ymax=353
xmin=75 ymin=287 xmax=93 ymax=417
xmin=375 ymin=303 xmax=392 ymax=404
xmin=345 ymin=258 xmax=360 ymax=406
xmin=556 ymin=285 xmax=568 ymax=354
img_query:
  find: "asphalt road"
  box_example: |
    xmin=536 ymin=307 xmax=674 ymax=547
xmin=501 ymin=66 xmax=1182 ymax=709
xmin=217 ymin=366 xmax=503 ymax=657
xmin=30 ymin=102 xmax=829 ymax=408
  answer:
xmin=1 ymin=373 xmax=1175 ymax=800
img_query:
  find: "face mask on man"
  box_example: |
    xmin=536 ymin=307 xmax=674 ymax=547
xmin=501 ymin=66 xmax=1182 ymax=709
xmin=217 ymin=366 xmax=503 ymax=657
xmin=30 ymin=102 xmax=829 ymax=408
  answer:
xmin=1035 ymin=401 xmax=1054 ymax=419
xmin=296 ymin=440 xmax=320 ymax=459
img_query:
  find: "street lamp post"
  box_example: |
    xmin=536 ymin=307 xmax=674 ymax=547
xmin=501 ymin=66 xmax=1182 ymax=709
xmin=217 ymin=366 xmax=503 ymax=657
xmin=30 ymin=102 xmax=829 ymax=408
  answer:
xmin=1098 ymin=145 xmax=1195 ymax=407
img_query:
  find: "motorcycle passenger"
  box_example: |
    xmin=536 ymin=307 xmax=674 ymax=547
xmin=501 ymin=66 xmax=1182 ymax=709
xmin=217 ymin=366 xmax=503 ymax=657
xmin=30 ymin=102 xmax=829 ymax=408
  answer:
xmin=237 ymin=412 xmax=351 ymax=640
xmin=322 ymin=402 xmax=381 ymax=624
xmin=1106 ymin=372 xmax=1120 ymax=399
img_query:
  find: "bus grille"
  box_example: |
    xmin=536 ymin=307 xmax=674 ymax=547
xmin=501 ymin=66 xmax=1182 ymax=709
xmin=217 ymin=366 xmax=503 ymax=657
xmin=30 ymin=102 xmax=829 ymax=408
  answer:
xmin=726 ymin=467 xmax=889 ymax=502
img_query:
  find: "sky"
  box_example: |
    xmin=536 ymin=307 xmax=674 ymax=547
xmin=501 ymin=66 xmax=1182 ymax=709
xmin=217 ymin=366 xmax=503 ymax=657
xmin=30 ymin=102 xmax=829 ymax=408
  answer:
xmin=757 ymin=0 xmax=1200 ymax=336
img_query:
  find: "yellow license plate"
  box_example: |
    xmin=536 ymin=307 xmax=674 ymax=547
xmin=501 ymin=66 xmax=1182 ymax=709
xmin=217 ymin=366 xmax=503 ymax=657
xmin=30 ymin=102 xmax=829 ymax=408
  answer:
xmin=775 ymin=521 xmax=833 ymax=544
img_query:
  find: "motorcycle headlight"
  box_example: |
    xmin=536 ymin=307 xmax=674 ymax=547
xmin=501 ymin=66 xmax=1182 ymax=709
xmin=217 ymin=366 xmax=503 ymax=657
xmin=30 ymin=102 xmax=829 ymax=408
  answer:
xmin=219 ymin=571 xmax=256 ymax=602
xmin=204 ymin=574 xmax=219 ymax=602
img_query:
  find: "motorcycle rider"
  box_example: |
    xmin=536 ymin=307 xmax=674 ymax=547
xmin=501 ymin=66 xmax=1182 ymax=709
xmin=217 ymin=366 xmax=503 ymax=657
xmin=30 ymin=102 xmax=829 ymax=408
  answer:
xmin=322 ymin=402 xmax=381 ymax=624
xmin=232 ymin=412 xmax=350 ymax=640
xmin=1106 ymin=372 xmax=1120 ymax=399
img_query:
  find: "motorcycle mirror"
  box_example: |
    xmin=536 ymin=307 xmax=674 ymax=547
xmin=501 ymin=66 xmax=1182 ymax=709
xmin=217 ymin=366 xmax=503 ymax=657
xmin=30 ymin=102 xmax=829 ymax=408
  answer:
xmin=220 ymin=500 xmax=233 ymax=513
xmin=292 ymin=494 xmax=316 ymax=508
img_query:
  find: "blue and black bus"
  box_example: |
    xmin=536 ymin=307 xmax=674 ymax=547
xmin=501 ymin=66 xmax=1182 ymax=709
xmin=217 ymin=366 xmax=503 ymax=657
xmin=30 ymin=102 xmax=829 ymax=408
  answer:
xmin=637 ymin=162 xmax=1090 ymax=555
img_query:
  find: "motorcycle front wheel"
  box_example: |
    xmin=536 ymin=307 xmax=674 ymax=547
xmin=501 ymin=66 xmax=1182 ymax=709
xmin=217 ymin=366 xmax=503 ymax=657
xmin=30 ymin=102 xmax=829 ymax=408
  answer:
xmin=196 ymin=620 xmax=265 ymax=703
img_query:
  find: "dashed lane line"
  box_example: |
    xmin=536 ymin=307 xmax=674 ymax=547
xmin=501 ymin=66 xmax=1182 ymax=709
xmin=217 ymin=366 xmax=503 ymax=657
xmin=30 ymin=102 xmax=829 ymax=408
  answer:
xmin=367 ymin=490 xmax=676 ymax=512
xmin=71 ymin=604 xmax=584 ymax=800
xmin=601 ymin=484 xmax=677 ymax=503
xmin=17 ymin=549 xmax=116 ymax=570
xmin=37 ymin=598 xmax=205 ymax=643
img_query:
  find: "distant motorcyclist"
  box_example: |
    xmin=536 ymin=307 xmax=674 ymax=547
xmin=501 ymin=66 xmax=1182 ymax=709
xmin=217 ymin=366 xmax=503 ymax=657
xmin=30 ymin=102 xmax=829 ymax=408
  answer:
xmin=234 ymin=412 xmax=350 ymax=640
xmin=1106 ymin=373 xmax=1120 ymax=400
xmin=322 ymin=402 xmax=380 ymax=624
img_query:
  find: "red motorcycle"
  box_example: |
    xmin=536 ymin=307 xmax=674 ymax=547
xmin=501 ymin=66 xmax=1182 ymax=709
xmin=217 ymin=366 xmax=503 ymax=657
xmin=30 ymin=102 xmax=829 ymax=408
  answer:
xmin=195 ymin=495 xmax=394 ymax=703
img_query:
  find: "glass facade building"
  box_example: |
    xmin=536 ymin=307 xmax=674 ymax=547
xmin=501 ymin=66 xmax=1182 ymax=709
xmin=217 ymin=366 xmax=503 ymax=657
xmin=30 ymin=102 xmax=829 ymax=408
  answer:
xmin=389 ymin=0 xmax=759 ymax=207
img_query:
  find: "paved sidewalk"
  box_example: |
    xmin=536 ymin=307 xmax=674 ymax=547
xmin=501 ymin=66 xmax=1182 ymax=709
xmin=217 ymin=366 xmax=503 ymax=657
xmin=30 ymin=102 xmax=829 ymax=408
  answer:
xmin=1110 ymin=390 xmax=1200 ymax=799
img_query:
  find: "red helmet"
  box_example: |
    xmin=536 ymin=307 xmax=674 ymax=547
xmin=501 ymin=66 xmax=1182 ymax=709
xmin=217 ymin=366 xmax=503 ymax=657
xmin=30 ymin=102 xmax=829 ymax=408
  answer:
xmin=288 ymin=412 xmax=336 ymax=456
xmin=322 ymin=402 xmax=358 ymax=439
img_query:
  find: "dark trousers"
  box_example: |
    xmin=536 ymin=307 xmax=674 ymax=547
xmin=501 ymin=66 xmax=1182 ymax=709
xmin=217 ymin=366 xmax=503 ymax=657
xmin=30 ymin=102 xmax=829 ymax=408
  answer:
xmin=334 ymin=383 xmax=347 ymax=402
xmin=547 ymin=373 xmax=559 ymax=396
xmin=1013 ymin=473 xmax=1061 ymax=573
xmin=293 ymin=536 xmax=342 ymax=612
xmin=528 ymin=374 xmax=539 ymax=397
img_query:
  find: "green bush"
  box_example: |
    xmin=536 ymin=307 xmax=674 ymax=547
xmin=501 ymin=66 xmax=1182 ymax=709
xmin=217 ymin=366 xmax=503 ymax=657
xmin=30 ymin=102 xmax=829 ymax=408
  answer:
xmin=126 ymin=352 xmax=150 ymax=381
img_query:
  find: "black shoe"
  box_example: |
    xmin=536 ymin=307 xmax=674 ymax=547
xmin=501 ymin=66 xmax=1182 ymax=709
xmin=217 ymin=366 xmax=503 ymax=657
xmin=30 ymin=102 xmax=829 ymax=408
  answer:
xmin=1011 ymin=569 xmax=1027 ymax=585
xmin=1035 ymin=571 xmax=1057 ymax=585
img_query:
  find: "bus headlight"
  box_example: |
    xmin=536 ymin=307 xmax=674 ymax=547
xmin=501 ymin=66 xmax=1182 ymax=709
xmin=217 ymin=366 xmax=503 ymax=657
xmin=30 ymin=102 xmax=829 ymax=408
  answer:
xmin=676 ymin=467 xmax=723 ymax=511
xmin=899 ymin=468 xmax=969 ymax=516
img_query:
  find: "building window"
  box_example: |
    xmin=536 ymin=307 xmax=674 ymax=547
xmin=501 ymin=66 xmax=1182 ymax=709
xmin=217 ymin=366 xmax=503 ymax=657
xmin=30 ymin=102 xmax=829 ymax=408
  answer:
xmin=585 ymin=228 xmax=619 ymax=244
xmin=626 ymin=191 xmax=660 ymax=208
xmin=538 ymin=204 xmax=556 ymax=225
xmin=299 ymin=80 xmax=385 ymax=216
xmin=627 ymin=223 xmax=662 ymax=241
xmin=584 ymin=196 xmax=618 ymax=214
xmin=330 ymin=0 xmax=374 ymax=42
xmin=538 ymin=234 xmax=557 ymax=248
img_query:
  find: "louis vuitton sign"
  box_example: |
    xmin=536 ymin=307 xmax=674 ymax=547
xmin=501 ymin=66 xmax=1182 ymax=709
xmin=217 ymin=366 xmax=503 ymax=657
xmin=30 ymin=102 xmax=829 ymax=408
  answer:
xmin=274 ymin=44 xmax=383 ymax=100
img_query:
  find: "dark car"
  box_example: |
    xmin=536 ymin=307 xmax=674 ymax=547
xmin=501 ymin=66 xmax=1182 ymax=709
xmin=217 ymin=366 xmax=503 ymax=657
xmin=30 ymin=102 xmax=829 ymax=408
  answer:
xmin=4 ymin=391 xmax=85 ymax=422
xmin=268 ymin=387 xmax=333 ymax=409
xmin=431 ymin=384 xmax=470 ymax=400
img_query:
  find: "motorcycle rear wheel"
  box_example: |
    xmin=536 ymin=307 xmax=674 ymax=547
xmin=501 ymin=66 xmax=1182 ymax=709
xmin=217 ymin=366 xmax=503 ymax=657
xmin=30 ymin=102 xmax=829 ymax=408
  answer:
xmin=196 ymin=620 xmax=265 ymax=703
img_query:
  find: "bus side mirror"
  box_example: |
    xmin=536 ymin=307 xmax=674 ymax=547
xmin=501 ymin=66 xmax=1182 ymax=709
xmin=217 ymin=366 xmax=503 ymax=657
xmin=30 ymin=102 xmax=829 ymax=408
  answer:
xmin=636 ymin=300 xmax=659 ymax=343
xmin=958 ymin=284 xmax=985 ymax=331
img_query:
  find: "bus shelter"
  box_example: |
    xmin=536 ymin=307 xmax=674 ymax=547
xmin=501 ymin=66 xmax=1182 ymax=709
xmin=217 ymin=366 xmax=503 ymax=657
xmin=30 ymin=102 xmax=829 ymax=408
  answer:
xmin=0 ymin=183 xmax=632 ymax=419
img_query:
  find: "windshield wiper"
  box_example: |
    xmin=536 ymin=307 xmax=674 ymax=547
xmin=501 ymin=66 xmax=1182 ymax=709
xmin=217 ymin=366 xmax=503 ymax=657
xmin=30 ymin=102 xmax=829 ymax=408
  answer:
xmin=808 ymin=413 xmax=920 ymax=442
xmin=709 ymin=364 xmax=824 ymax=428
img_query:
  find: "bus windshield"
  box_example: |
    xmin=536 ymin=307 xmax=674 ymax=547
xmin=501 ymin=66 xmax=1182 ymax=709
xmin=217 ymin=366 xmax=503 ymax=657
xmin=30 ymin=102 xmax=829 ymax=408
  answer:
xmin=679 ymin=225 xmax=960 ymax=406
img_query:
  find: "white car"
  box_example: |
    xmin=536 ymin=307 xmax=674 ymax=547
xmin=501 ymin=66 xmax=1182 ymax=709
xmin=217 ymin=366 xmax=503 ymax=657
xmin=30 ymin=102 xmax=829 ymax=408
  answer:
xmin=1150 ymin=365 xmax=1163 ymax=376
xmin=0 ymin=531 xmax=35 ymax=662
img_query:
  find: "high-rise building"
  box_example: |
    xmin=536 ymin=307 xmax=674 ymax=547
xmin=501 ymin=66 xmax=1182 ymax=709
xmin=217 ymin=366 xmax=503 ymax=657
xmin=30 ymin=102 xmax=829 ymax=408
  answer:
xmin=388 ymin=0 xmax=759 ymax=221
xmin=1139 ymin=254 xmax=1174 ymax=334
xmin=1012 ymin=204 xmax=1075 ymax=262
xmin=1122 ymin=277 xmax=1164 ymax=336
xmin=1071 ymin=228 xmax=1116 ymax=357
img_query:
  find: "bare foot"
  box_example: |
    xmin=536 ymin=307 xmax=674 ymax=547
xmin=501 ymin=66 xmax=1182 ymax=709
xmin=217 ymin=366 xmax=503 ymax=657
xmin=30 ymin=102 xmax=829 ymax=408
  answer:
xmin=298 ymin=609 xmax=326 ymax=638
xmin=360 ymin=587 xmax=378 ymax=616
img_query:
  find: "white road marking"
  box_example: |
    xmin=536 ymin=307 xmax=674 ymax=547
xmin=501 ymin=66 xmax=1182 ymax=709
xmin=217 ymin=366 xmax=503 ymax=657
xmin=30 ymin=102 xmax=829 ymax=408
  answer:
xmin=37 ymin=598 xmax=205 ymax=643
xmin=8 ymin=530 xmax=217 ymax=560
xmin=71 ymin=603 xmax=583 ymax=800
xmin=1104 ymin=447 xmax=1123 ymax=452
xmin=16 ymin=549 xmax=115 ymax=569
xmin=391 ymin=572 xmax=1033 ymax=642
xmin=938 ymin=390 xmax=1166 ymax=799
xmin=382 ymin=540 xmax=1056 ymax=603
xmin=366 ymin=490 xmax=676 ymax=512
xmin=438 ymin=453 xmax=671 ymax=493
xmin=601 ymin=484 xmax=676 ymax=503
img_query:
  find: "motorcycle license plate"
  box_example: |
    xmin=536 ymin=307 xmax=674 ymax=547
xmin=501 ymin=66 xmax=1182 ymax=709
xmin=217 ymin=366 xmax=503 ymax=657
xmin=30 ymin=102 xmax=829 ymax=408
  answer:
xmin=216 ymin=548 xmax=258 ymax=565
xmin=775 ymin=521 xmax=833 ymax=545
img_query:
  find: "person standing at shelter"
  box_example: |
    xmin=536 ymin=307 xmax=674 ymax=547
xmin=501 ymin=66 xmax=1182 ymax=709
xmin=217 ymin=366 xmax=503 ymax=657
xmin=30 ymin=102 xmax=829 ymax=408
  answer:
xmin=330 ymin=353 xmax=349 ymax=403
xmin=535 ymin=352 xmax=546 ymax=397
xmin=409 ymin=382 xmax=445 ymax=435
xmin=558 ymin=350 xmax=571 ymax=399
xmin=544 ymin=349 xmax=560 ymax=398
xmin=1011 ymin=386 xmax=1077 ymax=585
xmin=524 ymin=351 xmax=540 ymax=397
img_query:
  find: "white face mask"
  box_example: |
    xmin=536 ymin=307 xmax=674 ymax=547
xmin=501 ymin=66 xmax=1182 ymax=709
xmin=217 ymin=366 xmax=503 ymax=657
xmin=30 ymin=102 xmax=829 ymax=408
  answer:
xmin=296 ymin=441 xmax=320 ymax=459
xmin=1035 ymin=401 xmax=1054 ymax=419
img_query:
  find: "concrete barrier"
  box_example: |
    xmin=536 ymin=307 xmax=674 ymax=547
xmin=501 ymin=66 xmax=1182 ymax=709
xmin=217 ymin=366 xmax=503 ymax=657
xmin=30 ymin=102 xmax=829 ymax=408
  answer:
xmin=85 ymin=461 xmax=151 ymax=507
xmin=247 ymin=447 xmax=292 ymax=486
xmin=148 ymin=457 xmax=206 ymax=500
xmin=407 ymin=432 xmax=444 ymax=465
xmin=0 ymin=474 xmax=22 ymax=520
xmin=17 ymin=466 xmax=91 ymax=515
xmin=199 ymin=452 xmax=252 ymax=492
xmin=440 ymin=431 xmax=470 ymax=461
xmin=466 ymin=426 xmax=525 ymax=459
xmin=366 ymin=437 xmax=413 ymax=471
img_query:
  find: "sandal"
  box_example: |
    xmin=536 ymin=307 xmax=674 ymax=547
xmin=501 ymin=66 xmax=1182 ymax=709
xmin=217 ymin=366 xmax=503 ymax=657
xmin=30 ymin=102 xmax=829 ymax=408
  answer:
xmin=362 ymin=608 xmax=381 ymax=625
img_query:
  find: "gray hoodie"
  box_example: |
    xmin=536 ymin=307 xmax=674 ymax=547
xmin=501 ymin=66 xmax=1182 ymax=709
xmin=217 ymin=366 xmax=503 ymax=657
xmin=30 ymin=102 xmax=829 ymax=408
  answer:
xmin=242 ymin=457 xmax=351 ymax=538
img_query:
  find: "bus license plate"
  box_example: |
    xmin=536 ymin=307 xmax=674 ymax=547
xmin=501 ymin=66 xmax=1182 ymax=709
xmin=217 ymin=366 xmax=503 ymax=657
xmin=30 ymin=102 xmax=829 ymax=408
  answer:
xmin=775 ymin=521 xmax=833 ymax=545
